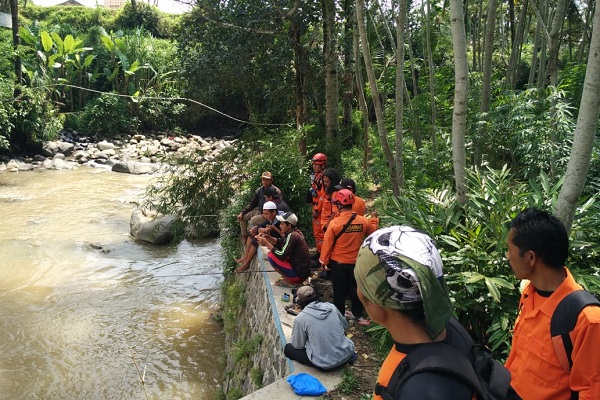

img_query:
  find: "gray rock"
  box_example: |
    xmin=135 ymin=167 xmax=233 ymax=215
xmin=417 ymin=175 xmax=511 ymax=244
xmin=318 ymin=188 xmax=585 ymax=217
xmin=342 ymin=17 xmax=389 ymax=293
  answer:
xmin=130 ymin=208 xmax=177 ymax=244
xmin=56 ymin=141 xmax=74 ymax=156
xmin=112 ymin=161 xmax=159 ymax=174
xmin=97 ymin=141 xmax=115 ymax=151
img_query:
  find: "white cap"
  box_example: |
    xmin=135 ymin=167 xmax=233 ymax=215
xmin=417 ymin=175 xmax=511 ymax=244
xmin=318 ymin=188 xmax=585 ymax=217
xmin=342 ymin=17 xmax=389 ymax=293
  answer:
xmin=276 ymin=212 xmax=298 ymax=226
xmin=263 ymin=201 xmax=277 ymax=210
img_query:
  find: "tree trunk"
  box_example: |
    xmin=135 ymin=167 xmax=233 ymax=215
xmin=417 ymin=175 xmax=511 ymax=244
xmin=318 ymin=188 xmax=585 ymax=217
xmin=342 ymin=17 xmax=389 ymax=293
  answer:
xmin=353 ymin=11 xmax=369 ymax=171
xmin=10 ymin=0 xmax=21 ymax=87
xmin=356 ymin=0 xmax=400 ymax=195
xmin=474 ymin=0 xmax=498 ymax=167
xmin=547 ymin=0 xmax=566 ymax=88
xmin=342 ymin=0 xmax=354 ymax=129
xmin=394 ymin=0 xmax=406 ymax=189
xmin=322 ymin=0 xmax=340 ymax=166
xmin=506 ymin=0 xmax=528 ymax=89
xmin=555 ymin=0 xmax=600 ymax=232
xmin=423 ymin=0 xmax=437 ymax=145
xmin=450 ymin=0 xmax=469 ymax=206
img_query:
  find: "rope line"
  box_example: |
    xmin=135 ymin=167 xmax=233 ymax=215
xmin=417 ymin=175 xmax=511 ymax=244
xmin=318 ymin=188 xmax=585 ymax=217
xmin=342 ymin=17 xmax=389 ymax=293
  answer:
xmin=48 ymin=83 xmax=294 ymax=127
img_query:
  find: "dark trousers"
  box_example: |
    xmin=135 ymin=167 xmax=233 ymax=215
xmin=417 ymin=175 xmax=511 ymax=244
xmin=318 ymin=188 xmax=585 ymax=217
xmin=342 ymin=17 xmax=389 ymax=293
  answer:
xmin=284 ymin=344 xmax=346 ymax=372
xmin=330 ymin=260 xmax=363 ymax=318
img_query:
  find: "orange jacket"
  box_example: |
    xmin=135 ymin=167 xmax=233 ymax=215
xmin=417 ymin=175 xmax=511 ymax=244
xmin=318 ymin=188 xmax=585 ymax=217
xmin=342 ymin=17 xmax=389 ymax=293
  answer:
xmin=374 ymin=345 xmax=405 ymax=400
xmin=320 ymin=190 xmax=339 ymax=231
xmin=353 ymin=195 xmax=366 ymax=216
xmin=505 ymin=267 xmax=600 ymax=399
xmin=319 ymin=209 xmax=378 ymax=265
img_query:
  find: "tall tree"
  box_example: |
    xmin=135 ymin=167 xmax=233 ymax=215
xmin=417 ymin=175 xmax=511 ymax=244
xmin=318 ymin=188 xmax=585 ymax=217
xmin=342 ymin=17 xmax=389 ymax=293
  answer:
xmin=356 ymin=0 xmax=400 ymax=194
xmin=450 ymin=0 xmax=469 ymax=205
xmin=394 ymin=0 xmax=406 ymax=189
xmin=322 ymin=0 xmax=341 ymax=165
xmin=555 ymin=0 xmax=600 ymax=232
xmin=547 ymin=0 xmax=567 ymax=87
xmin=474 ymin=0 xmax=498 ymax=167
xmin=9 ymin=0 xmax=21 ymax=87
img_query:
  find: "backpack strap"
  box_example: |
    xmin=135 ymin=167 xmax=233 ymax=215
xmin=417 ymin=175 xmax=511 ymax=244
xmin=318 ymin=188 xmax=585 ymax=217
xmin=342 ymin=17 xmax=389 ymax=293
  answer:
xmin=550 ymin=290 xmax=600 ymax=400
xmin=551 ymin=290 xmax=600 ymax=371
xmin=375 ymin=342 xmax=484 ymax=400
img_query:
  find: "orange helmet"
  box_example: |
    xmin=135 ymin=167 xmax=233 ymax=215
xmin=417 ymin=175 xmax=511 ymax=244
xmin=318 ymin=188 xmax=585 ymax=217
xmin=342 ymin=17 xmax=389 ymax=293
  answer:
xmin=334 ymin=189 xmax=355 ymax=206
xmin=311 ymin=153 xmax=328 ymax=165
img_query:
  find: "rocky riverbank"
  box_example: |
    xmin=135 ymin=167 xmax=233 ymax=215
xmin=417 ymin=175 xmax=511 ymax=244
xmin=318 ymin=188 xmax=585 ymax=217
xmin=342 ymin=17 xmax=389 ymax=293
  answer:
xmin=0 ymin=130 xmax=237 ymax=174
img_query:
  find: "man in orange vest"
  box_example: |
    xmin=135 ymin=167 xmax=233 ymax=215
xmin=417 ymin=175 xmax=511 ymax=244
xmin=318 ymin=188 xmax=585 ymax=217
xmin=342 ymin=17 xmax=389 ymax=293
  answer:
xmin=505 ymin=208 xmax=600 ymax=399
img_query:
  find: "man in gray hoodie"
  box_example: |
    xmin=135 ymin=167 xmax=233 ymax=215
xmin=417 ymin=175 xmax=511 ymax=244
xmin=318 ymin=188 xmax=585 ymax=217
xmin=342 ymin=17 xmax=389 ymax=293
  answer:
xmin=284 ymin=286 xmax=356 ymax=372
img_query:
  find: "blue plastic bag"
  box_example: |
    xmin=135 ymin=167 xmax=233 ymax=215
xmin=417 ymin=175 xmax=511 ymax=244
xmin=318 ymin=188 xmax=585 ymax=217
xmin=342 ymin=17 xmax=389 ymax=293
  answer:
xmin=286 ymin=372 xmax=327 ymax=396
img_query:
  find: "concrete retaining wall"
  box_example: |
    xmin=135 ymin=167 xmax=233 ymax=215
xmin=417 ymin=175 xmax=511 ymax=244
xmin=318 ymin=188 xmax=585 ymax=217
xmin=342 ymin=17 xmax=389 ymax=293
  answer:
xmin=222 ymin=248 xmax=292 ymax=396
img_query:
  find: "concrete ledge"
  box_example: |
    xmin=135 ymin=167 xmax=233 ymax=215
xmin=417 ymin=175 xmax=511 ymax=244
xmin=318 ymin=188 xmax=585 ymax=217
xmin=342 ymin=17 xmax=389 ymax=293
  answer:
xmin=239 ymin=246 xmax=342 ymax=399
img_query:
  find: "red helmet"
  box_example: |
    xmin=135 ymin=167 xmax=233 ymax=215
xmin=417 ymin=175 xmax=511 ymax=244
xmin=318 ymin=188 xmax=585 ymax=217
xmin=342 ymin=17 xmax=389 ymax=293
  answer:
xmin=311 ymin=153 xmax=328 ymax=165
xmin=334 ymin=189 xmax=355 ymax=206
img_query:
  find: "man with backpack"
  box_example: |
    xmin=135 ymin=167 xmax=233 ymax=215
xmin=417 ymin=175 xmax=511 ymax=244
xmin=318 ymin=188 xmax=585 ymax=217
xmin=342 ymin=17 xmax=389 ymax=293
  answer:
xmin=354 ymin=225 xmax=520 ymax=400
xmin=505 ymin=208 xmax=600 ymax=399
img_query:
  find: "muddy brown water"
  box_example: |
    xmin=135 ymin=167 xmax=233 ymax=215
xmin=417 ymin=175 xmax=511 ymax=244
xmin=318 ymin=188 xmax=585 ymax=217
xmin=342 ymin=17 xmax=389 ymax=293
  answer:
xmin=0 ymin=167 xmax=224 ymax=399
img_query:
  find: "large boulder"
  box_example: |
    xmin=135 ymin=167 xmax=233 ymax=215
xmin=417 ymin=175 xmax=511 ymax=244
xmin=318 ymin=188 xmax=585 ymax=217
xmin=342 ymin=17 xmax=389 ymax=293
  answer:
xmin=112 ymin=161 xmax=160 ymax=174
xmin=130 ymin=208 xmax=177 ymax=244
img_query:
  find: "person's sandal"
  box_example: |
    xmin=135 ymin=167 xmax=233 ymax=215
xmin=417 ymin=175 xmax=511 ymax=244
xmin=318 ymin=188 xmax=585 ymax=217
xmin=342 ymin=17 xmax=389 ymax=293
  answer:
xmin=285 ymin=304 xmax=301 ymax=316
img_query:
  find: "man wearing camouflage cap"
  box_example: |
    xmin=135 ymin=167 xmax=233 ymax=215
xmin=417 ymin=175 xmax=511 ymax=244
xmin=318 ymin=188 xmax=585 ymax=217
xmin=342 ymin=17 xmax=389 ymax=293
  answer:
xmin=354 ymin=226 xmax=517 ymax=399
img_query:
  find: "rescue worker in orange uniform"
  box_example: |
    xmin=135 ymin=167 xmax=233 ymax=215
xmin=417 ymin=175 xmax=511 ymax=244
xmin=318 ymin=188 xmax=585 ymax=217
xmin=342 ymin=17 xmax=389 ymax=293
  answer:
xmin=319 ymin=189 xmax=378 ymax=325
xmin=505 ymin=208 xmax=600 ymax=400
xmin=340 ymin=177 xmax=366 ymax=216
xmin=308 ymin=153 xmax=328 ymax=257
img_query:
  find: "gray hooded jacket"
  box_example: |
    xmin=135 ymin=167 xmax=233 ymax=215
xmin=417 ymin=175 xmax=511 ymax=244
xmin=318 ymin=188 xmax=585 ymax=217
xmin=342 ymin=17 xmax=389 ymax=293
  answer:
xmin=290 ymin=301 xmax=355 ymax=369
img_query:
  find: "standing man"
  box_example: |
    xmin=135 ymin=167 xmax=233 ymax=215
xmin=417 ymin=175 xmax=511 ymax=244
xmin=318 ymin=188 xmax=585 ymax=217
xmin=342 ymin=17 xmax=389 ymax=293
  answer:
xmin=340 ymin=177 xmax=366 ymax=216
xmin=505 ymin=208 xmax=600 ymax=399
xmin=284 ymin=285 xmax=356 ymax=372
xmin=319 ymin=188 xmax=378 ymax=325
xmin=308 ymin=153 xmax=327 ymax=258
xmin=354 ymin=226 xmax=519 ymax=400
xmin=237 ymin=171 xmax=282 ymax=243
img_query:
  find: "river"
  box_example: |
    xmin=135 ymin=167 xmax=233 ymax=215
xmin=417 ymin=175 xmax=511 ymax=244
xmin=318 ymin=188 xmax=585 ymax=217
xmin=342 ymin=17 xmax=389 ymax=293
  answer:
xmin=0 ymin=167 xmax=224 ymax=400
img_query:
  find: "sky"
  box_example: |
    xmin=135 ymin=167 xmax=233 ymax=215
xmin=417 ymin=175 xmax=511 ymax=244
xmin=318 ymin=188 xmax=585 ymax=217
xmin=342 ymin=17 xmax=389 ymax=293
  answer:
xmin=30 ymin=0 xmax=192 ymax=14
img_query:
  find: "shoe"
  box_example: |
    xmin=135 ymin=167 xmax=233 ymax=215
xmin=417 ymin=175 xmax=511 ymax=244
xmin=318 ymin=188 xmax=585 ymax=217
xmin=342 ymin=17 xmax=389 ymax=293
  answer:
xmin=348 ymin=352 xmax=358 ymax=365
xmin=274 ymin=278 xmax=301 ymax=288
xmin=285 ymin=304 xmax=301 ymax=316
xmin=344 ymin=310 xmax=356 ymax=319
xmin=318 ymin=271 xmax=331 ymax=280
xmin=357 ymin=317 xmax=371 ymax=326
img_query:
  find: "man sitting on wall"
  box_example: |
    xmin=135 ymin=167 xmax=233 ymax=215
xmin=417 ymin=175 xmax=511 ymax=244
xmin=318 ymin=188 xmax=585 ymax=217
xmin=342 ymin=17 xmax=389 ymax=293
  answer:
xmin=235 ymin=201 xmax=281 ymax=273
xmin=284 ymin=285 xmax=356 ymax=372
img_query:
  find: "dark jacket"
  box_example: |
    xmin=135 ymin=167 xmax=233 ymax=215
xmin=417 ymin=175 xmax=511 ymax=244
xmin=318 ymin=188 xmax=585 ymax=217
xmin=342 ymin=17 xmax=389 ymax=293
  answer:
xmin=241 ymin=184 xmax=282 ymax=215
xmin=272 ymin=228 xmax=311 ymax=280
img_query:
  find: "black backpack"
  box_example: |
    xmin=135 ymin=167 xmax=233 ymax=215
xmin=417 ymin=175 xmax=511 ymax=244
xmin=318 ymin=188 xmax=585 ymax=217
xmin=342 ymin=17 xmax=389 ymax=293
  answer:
xmin=374 ymin=318 xmax=517 ymax=400
xmin=550 ymin=290 xmax=600 ymax=400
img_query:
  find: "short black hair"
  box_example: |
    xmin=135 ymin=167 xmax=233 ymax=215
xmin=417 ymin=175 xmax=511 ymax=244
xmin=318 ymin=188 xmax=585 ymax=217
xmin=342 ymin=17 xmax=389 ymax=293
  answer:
xmin=340 ymin=178 xmax=357 ymax=193
xmin=264 ymin=187 xmax=279 ymax=198
xmin=509 ymin=208 xmax=569 ymax=269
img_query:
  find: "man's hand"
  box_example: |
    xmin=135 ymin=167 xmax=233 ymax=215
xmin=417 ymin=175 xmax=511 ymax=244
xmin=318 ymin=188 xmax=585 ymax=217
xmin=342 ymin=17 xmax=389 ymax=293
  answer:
xmin=237 ymin=213 xmax=243 ymax=222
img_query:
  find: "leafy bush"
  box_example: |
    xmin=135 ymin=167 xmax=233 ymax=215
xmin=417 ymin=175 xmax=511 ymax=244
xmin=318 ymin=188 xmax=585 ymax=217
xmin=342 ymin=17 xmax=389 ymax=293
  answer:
xmin=0 ymin=79 xmax=14 ymax=151
xmin=114 ymin=2 xmax=164 ymax=38
xmin=379 ymin=165 xmax=600 ymax=359
xmin=9 ymin=86 xmax=62 ymax=151
xmin=70 ymin=93 xmax=138 ymax=135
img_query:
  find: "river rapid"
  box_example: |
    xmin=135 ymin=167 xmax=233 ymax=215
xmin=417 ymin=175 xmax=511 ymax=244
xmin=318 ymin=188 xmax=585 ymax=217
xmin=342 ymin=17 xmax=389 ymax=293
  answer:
xmin=0 ymin=167 xmax=224 ymax=399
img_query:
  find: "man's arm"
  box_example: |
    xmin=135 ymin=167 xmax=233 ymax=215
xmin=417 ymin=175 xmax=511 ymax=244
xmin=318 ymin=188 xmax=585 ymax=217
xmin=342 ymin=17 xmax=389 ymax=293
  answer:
xmin=319 ymin=222 xmax=337 ymax=266
xmin=290 ymin=316 xmax=307 ymax=349
xmin=240 ymin=188 xmax=260 ymax=215
xmin=570 ymin=308 xmax=600 ymax=399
